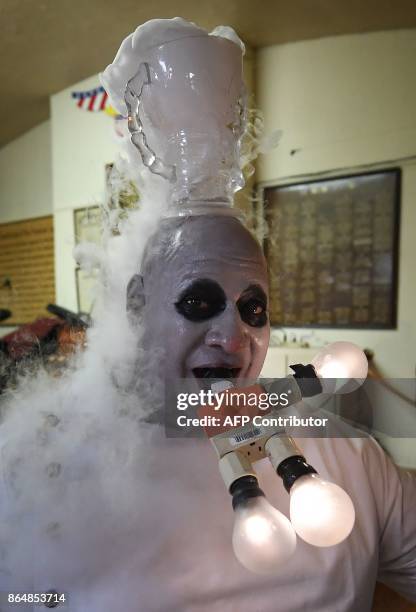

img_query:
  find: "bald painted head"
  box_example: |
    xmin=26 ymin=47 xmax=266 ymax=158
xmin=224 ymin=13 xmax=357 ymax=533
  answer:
xmin=127 ymin=215 xmax=270 ymax=387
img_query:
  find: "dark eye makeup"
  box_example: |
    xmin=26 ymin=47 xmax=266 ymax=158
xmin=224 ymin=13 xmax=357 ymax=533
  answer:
xmin=175 ymin=279 xmax=226 ymax=322
xmin=237 ymin=285 xmax=268 ymax=328
xmin=175 ymin=279 xmax=268 ymax=327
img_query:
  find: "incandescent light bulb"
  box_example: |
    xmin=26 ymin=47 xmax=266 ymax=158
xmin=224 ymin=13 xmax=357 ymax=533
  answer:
xmin=232 ymin=496 xmax=297 ymax=574
xmin=289 ymin=473 xmax=355 ymax=547
xmin=311 ymin=341 xmax=368 ymax=394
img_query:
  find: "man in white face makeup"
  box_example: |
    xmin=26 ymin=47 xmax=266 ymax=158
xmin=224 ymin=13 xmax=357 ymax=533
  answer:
xmin=123 ymin=210 xmax=416 ymax=612
xmin=102 ymin=16 xmax=416 ymax=612
xmin=127 ymin=215 xmax=270 ymax=388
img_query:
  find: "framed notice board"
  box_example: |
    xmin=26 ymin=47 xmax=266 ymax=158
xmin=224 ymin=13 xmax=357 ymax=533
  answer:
xmin=263 ymin=169 xmax=400 ymax=329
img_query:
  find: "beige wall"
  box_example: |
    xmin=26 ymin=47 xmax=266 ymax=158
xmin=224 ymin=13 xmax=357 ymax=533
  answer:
xmin=256 ymin=29 xmax=416 ymax=466
xmin=0 ymin=121 xmax=52 ymax=224
xmin=257 ymin=29 xmax=416 ymax=181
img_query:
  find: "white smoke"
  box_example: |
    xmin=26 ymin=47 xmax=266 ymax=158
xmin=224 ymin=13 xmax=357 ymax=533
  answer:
xmin=0 ymin=145 xmax=176 ymax=609
xmin=0 ymin=18 xmax=273 ymax=610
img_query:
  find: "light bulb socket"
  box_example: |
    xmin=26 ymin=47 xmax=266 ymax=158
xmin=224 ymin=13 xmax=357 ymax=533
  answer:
xmin=230 ymin=475 xmax=265 ymax=511
xmin=277 ymin=455 xmax=317 ymax=493
xmin=289 ymin=363 xmax=322 ymax=397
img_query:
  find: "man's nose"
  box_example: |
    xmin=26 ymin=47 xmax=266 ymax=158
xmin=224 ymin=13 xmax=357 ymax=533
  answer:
xmin=205 ymin=306 xmax=249 ymax=353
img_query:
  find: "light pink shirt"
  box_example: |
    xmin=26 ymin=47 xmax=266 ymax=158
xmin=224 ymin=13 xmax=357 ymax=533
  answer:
xmin=2 ymin=418 xmax=415 ymax=612
xmin=85 ymin=420 xmax=416 ymax=612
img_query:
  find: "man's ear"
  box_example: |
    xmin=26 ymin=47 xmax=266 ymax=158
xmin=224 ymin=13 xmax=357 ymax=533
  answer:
xmin=126 ymin=274 xmax=145 ymax=318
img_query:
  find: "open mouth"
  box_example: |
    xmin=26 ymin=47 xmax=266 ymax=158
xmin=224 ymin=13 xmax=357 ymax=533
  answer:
xmin=192 ymin=367 xmax=241 ymax=381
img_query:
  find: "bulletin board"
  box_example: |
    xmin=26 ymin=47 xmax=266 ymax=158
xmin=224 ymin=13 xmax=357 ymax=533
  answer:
xmin=263 ymin=169 xmax=400 ymax=329
xmin=0 ymin=216 xmax=55 ymax=325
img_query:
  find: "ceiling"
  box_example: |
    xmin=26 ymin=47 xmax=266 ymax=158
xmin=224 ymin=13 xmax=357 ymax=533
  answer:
xmin=1 ymin=0 xmax=416 ymax=148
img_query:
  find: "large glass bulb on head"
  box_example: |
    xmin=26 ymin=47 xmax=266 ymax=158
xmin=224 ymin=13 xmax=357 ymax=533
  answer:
xmin=289 ymin=473 xmax=355 ymax=547
xmin=311 ymin=341 xmax=368 ymax=394
xmin=230 ymin=475 xmax=296 ymax=574
xmin=101 ymin=18 xmax=247 ymax=212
